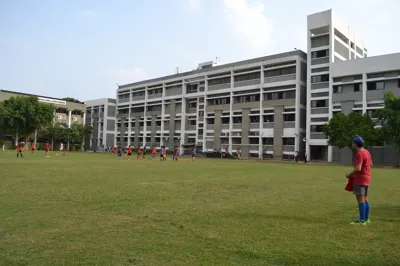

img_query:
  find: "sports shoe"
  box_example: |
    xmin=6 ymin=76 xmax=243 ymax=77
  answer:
xmin=350 ymin=220 xmax=367 ymax=225
xmin=366 ymin=219 xmax=371 ymax=224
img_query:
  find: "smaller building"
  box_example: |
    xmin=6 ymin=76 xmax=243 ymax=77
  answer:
xmin=0 ymin=89 xmax=86 ymax=146
xmin=85 ymin=98 xmax=117 ymax=150
xmin=330 ymin=53 xmax=400 ymax=165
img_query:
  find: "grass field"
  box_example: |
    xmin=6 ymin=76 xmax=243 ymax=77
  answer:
xmin=1 ymin=151 xmax=400 ymax=266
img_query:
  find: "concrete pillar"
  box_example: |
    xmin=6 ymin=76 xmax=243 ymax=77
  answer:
xmin=68 ymin=110 xmax=72 ymax=128
xmin=273 ymin=106 xmax=284 ymax=160
xmin=34 ymin=129 xmax=37 ymax=149
xmin=241 ymin=108 xmax=250 ymax=159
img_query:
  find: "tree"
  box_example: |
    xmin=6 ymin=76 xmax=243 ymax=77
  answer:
xmin=61 ymin=97 xmax=82 ymax=104
xmin=323 ymin=112 xmax=383 ymax=151
xmin=375 ymin=91 xmax=400 ymax=165
xmin=1 ymin=96 xmax=55 ymax=146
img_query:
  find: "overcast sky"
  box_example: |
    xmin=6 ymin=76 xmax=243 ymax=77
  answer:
xmin=1 ymin=0 xmax=399 ymax=101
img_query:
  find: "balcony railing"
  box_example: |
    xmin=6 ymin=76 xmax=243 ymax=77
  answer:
xmin=310 ymin=107 xmax=329 ymax=114
xmin=208 ymin=83 xmax=230 ymax=91
xmin=311 ymin=82 xmax=329 ymax=90
xmin=283 ymin=145 xmax=295 ymax=152
xmin=148 ymin=93 xmax=162 ymax=99
xmin=310 ymin=132 xmax=327 ymax=139
xmin=311 ymin=57 xmax=329 ymax=65
xmin=132 ymin=96 xmax=145 ymax=101
xmin=118 ymin=98 xmax=130 ymax=103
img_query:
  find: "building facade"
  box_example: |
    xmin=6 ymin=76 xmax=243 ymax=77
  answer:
xmin=330 ymin=53 xmax=400 ymax=165
xmin=0 ymin=89 xmax=86 ymax=146
xmin=85 ymin=98 xmax=117 ymax=150
xmin=116 ymin=50 xmax=307 ymax=159
xmin=306 ymin=9 xmax=367 ymax=162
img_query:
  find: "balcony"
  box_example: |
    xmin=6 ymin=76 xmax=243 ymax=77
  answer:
xmin=263 ymin=145 xmax=273 ymax=152
xmin=156 ymin=126 xmax=161 ymax=131
xmin=310 ymin=132 xmax=327 ymax=139
xmin=250 ymin=123 xmax=260 ymax=129
xmin=234 ymin=79 xmax=260 ymax=88
xmin=187 ymin=108 xmax=197 ymax=114
xmin=311 ymin=82 xmax=329 ymax=90
xmin=118 ymin=98 xmax=130 ymax=103
xmin=310 ymin=107 xmax=329 ymax=114
xmin=132 ymin=96 xmax=145 ymax=101
xmin=148 ymin=93 xmax=162 ymax=100
xmin=311 ymin=57 xmax=329 ymax=65
xmin=208 ymin=83 xmax=230 ymax=91
xmin=221 ymin=124 xmax=229 ymax=130
xmin=264 ymin=74 xmax=296 ymax=84
xmin=263 ymin=123 xmax=274 ymax=128
xmin=283 ymin=122 xmax=295 ymax=128
xmin=207 ymin=124 xmax=215 ymax=130
xmin=186 ymin=125 xmax=197 ymax=131
xmin=283 ymin=145 xmax=295 ymax=152
xmin=232 ymin=124 xmax=242 ymax=129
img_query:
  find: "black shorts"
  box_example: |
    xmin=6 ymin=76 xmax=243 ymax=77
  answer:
xmin=192 ymin=154 xmax=196 ymax=158
xmin=32 ymin=148 xmax=35 ymax=151
xmin=353 ymin=185 xmax=369 ymax=196
xmin=160 ymin=154 xmax=164 ymax=158
xmin=118 ymin=152 xmax=122 ymax=157
xmin=46 ymin=149 xmax=49 ymax=152
xmin=18 ymin=150 xmax=22 ymax=153
xmin=128 ymin=153 xmax=132 ymax=156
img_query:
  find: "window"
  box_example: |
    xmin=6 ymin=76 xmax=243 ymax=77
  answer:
xmin=234 ymin=72 xmax=261 ymax=82
xmin=311 ymin=49 xmax=329 ymax=59
xmin=311 ymin=99 xmax=328 ymax=108
xmin=264 ymin=66 xmax=296 ymax=77
xmin=367 ymin=73 xmax=385 ymax=79
xmin=354 ymin=75 xmax=362 ymax=80
xmin=208 ymin=77 xmax=231 ymax=86
xmin=250 ymin=116 xmax=260 ymax=123
xmin=263 ymin=115 xmax=274 ymax=123
xmin=311 ymin=74 xmax=329 ymax=83
xmin=333 ymin=85 xmax=342 ymax=93
xmin=282 ymin=138 xmax=295 ymax=146
xmin=284 ymin=113 xmax=295 ymax=122
xmin=333 ymin=77 xmax=342 ymax=83
xmin=350 ymin=42 xmax=354 ymax=49
xmin=354 ymin=83 xmax=362 ymax=92
xmin=207 ymin=118 xmax=214 ymax=125
xmin=198 ymin=129 xmax=203 ymax=135
xmin=263 ymin=138 xmax=274 ymax=145
xmin=249 ymin=138 xmax=259 ymax=145
xmin=284 ymin=90 xmax=296 ymax=99
xmin=189 ymin=120 xmax=196 ymax=126
xmin=233 ymin=117 xmax=242 ymax=124
xmin=207 ymin=97 xmax=230 ymax=106
xmin=367 ymin=81 xmax=385 ymax=90
xmin=198 ymin=111 xmax=204 ymax=117
xmin=189 ymin=102 xmax=197 ymax=108
xmin=311 ymin=125 xmax=324 ymax=132
xmin=234 ymin=94 xmax=260 ymax=103
xmin=221 ymin=117 xmax=230 ymax=124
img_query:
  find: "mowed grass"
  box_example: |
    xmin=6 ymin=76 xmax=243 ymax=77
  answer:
xmin=1 ymin=151 xmax=400 ymax=266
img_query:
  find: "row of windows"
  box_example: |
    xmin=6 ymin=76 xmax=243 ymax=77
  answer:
xmin=333 ymin=83 xmax=362 ymax=93
xmin=311 ymin=49 xmax=329 ymax=59
xmin=233 ymin=94 xmax=260 ymax=104
xmin=214 ymin=137 xmax=295 ymax=146
xmin=311 ymin=74 xmax=329 ymax=83
xmin=208 ymin=77 xmax=231 ymax=86
xmin=264 ymin=66 xmax=296 ymax=78
xmin=209 ymin=113 xmax=294 ymax=125
xmin=207 ymin=97 xmax=230 ymax=106
xmin=311 ymin=99 xmax=328 ymax=108
xmin=234 ymin=72 xmax=261 ymax=82
xmin=148 ymin=88 xmax=162 ymax=95
xmin=264 ymin=90 xmax=296 ymax=101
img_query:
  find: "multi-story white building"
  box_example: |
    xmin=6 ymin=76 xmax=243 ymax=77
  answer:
xmin=306 ymin=9 xmax=367 ymax=161
xmin=116 ymin=51 xmax=307 ymax=159
xmin=85 ymin=98 xmax=117 ymax=150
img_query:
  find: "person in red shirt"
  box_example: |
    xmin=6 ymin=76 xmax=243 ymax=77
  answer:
xmin=345 ymin=135 xmax=372 ymax=225
xmin=17 ymin=142 xmax=24 ymax=158
xmin=137 ymin=146 xmax=142 ymax=160
xmin=127 ymin=146 xmax=133 ymax=159
xmin=151 ymin=145 xmax=157 ymax=159
xmin=31 ymin=142 xmax=35 ymax=154
xmin=111 ymin=146 xmax=115 ymax=156
xmin=44 ymin=142 xmax=50 ymax=157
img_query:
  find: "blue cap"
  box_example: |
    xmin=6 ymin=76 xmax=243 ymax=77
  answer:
xmin=353 ymin=135 xmax=364 ymax=146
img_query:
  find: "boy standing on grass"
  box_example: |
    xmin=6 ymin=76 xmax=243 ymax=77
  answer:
xmin=191 ymin=147 xmax=196 ymax=163
xmin=151 ymin=145 xmax=157 ymax=159
xmin=345 ymin=135 xmax=372 ymax=225
xmin=111 ymin=145 xmax=115 ymax=156
xmin=160 ymin=146 xmax=165 ymax=162
xmin=143 ymin=145 xmax=147 ymax=159
xmin=117 ymin=145 xmax=122 ymax=159
xmin=45 ymin=142 xmax=50 ymax=157
xmin=237 ymin=148 xmax=241 ymax=160
xmin=58 ymin=142 xmax=65 ymax=156
xmin=163 ymin=146 xmax=167 ymax=161
xmin=31 ymin=142 xmax=35 ymax=154
xmin=127 ymin=146 xmax=132 ymax=159
xmin=17 ymin=143 xmax=23 ymax=158
xmin=137 ymin=146 xmax=142 ymax=160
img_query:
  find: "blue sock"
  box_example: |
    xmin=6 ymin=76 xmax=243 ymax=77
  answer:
xmin=365 ymin=201 xmax=370 ymax=220
xmin=358 ymin=202 xmax=366 ymax=222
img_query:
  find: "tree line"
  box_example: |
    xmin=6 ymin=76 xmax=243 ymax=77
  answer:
xmin=323 ymin=92 xmax=400 ymax=165
xmin=0 ymin=96 xmax=92 ymax=150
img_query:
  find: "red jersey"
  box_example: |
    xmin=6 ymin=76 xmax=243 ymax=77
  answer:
xmin=111 ymin=146 xmax=115 ymax=152
xmin=128 ymin=147 xmax=132 ymax=153
xmin=31 ymin=143 xmax=34 ymax=149
xmin=353 ymin=149 xmax=372 ymax=186
xmin=17 ymin=145 xmax=22 ymax=151
xmin=152 ymin=148 xmax=156 ymax=155
xmin=45 ymin=143 xmax=50 ymax=150
xmin=137 ymin=148 xmax=141 ymax=154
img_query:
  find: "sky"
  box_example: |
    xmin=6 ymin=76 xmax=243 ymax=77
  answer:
xmin=1 ymin=0 xmax=399 ymax=101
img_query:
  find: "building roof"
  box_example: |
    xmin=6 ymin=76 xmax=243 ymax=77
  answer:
xmin=0 ymin=89 xmax=84 ymax=104
xmin=118 ymin=50 xmax=307 ymax=89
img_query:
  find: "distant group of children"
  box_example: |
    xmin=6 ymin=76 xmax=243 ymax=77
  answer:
xmin=16 ymin=141 xmax=62 ymax=158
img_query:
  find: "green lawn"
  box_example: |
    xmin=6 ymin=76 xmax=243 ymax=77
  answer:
xmin=1 ymin=151 xmax=400 ymax=266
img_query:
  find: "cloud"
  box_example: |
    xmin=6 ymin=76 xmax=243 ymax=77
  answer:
xmin=80 ymin=10 xmax=96 ymax=16
xmin=111 ymin=67 xmax=149 ymax=85
xmin=185 ymin=0 xmax=202 ymax=11
xmin=222 ymin=0 xmax=274 ymax=54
